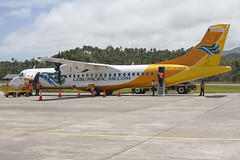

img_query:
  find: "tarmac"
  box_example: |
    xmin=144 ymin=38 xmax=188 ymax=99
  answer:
xmin=0 ymin=91 xmax=240 ymax=160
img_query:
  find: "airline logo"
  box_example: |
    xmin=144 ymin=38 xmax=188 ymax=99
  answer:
xmin=197 ymin=43 xmax=221 ymax=57
xmin=39 ymin=72 xmax=66 ymax=86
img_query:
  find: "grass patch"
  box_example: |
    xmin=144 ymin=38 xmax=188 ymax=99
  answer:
xmin=203 ymin=85 xmax=240 ymax=93
xmin=206 ymin=82 xmax=240 ymax=84
xmin=168 ymin=85 xmax=240 ymax=93
xmin=113 ymin=88 xmax=132 ymax=93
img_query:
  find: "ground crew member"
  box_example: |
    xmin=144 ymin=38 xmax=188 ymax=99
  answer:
xmin=158 ymin=72 xmax=164 ymax=87
xmin=29 ymin=81 xmax=33 ymax=92
xmin=36 ymin=81 xmax=40 ymax=96
xmin=152 ymin=80 xmax=156 ymax=96
xmin=199 ymin=80 xmax=205 ymax=96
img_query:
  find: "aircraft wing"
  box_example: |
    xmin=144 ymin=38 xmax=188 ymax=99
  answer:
xmin=38 ymin=57 xmax=119 ymax=74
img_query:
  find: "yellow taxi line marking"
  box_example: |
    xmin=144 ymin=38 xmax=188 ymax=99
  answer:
xmin=0 ymin=131 xmax=240 ymax=141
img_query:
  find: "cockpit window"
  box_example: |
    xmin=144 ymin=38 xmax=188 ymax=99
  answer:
xmin=19 ymin=72 xmax=23 ymax=77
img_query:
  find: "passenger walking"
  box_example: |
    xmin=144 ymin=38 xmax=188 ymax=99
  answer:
xmin=152 ymin=80 xmax=156 ymax=96
xmin=199 ymin=80 xmax=205 ymax=96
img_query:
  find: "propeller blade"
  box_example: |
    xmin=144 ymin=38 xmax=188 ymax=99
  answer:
xmin=54 ymin=51 xmax=62 ymax=86
xmin=58 ymin=70 xmax=62 ymax=87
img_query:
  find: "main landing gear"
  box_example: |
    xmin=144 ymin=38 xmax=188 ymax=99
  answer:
xmin=92 ymin=88 xmax=113 ymax=96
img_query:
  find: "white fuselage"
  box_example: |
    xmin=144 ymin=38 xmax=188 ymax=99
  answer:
xmin=10 ymin=65 xmax=151 ymax=90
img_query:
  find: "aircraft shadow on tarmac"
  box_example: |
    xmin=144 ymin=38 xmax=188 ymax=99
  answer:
xmin=32 ymin=95 xmax=93 ymax=101
xmin=32 ymin=93 xmax=156 ymax=101
xmin=31 ymin=93 xmax=229 ymax=101
xmin=205 ymin=95 xmax=227 ymax=98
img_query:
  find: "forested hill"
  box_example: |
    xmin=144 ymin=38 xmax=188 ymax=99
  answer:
xmin=0 ymin=46 xmax=239 ymax=82
xmin=0 ymin=46 xmax=189 ymax=79
xmin=222 ymin=53 xmax=240 ymax=61
xmin=52 ymin=46 xmax=190 ymax=65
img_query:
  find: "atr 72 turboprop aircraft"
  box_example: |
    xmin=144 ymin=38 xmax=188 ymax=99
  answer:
xmin=10 ymin=24 xmax=231 ymax=96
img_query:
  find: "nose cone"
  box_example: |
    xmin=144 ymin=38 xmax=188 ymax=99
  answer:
xmin=9 ymin=77 xmax=22 ymax=90
xmin=9 ymin=77 xmax=16 ymax=87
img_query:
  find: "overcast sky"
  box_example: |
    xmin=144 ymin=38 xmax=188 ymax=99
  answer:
xmin=0 ymin=0 xmax=239 ymax=61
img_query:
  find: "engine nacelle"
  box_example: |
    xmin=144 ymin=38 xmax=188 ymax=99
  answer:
xmin=60 ymin=64 xmax=85 ymax=75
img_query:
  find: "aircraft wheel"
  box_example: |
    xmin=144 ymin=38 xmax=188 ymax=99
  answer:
xmin=140 ymin=90 xmax=146 ymax=94
xmin=133 ymin=88 xmax=142 ymax=94
xmin=106 ymin=91 xmax=113 ymax=96
xmin=94 ymin=88 xmax=101 ymax=96
xmin=177 ymin=86 xmax=187 ymax=94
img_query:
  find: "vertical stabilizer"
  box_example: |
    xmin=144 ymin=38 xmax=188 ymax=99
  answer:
xmin=159 ymin=24 xmax=230 ymax=66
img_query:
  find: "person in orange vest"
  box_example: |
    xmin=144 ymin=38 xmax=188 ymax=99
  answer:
xmin=199 ymin=80 xmax=205 ymax=96
xmin=158 ymin=72 xmax=164 ymax=87
xmin=36 ymin=81 xmax=41 ymax=96
xmin=152 ymin=80 xmax=156 ymax=96
xmin=28 ymin=81 xmax=33 ymax=96
xmin=29 ymin=82 xmax=33 ymax=92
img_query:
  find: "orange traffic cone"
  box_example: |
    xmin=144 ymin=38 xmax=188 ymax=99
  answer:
xmin=103 ymin=90 xmax=106 ymax=98
xmin=91 ymin=90 xmax=95 ymax=98
xmin=39 ymin=90 xmax=42 ymax=101
xmin=118 ymin=89 xmax=121 ymax=97
xmin=78 ymin=90 xmax=80 ymax=98
xmin=58 ymin=90 xmax=62 ymax=98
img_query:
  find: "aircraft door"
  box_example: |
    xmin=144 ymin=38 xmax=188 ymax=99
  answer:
xmin=32 ymin=72 xmax=40 ymax=87
xmin=157 ymin=67 xmax=165 ymax=96
xmin=24 ymin=72 xmax=40 ymax=87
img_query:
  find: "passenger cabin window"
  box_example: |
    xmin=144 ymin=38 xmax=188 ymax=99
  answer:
xmin=82 ymin=74 xmax=84 ymax=77
xmin=104 ymin=73 xmax=107 ymax=77
xmin=132 ymin=73 xmax=135 ymax=76
xmin=151 ymin=72 xmax=154 ymax=76
xmin=77 ymin=74 xmax=80 ymax=78
xmin=114 ymin=73 xmax=116 ymax=77
xmin=137 ymin=72 xmax=140 ymax=76
xmin=123 ymin=73 xmax=126 ymax=76
xmin=109 ymin=73 xmax=111 ymax=77
xmin=73 ymin=74 xmax=76 ymax=78
xmin=100 ymin=74 xmax=102 ymax=77
xmin=90 ymin=74 xmax=93 ymax=77
xmin=118 ymin=73 xmax=121 ymax=77
xmin=141 ymin=72 xmax=144 ymax=76
xmin=95 ymin=74 xmax=98 ymax=77
xmin=86 ymin=74 xmax=89 ymax=77
xmin=128 ymin=73 xmax=130 ymax=76
xmin=69 ymin=75 xmax=71 ymax=78
xmin=146 ymin=72 xmax=149 ymax=76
